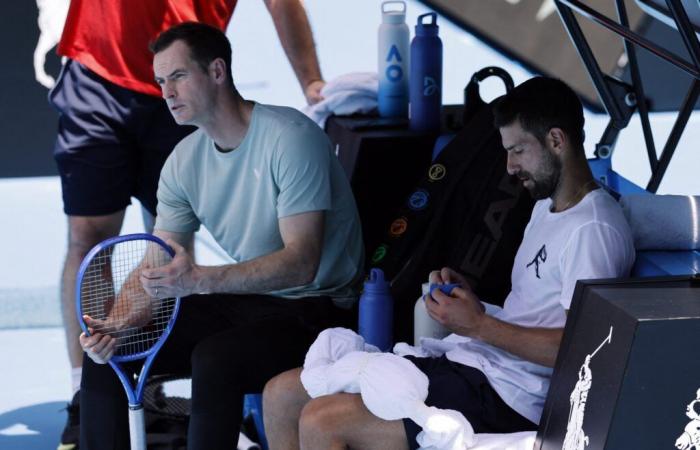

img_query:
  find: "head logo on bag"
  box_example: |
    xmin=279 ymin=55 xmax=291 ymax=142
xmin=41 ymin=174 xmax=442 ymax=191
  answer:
xmin=371 ymin=244 xmax=389 ymax=264
xmin=408 ymin=190 xmax=430 ymax=211
xmin=389 ymin=217 xmax=408 ymax=238
xmin=428 ymin=163 xmax=446 ymax=181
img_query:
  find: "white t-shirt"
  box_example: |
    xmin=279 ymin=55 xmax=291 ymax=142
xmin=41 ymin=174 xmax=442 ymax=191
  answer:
xmin=436 ymin=188 xmax=635 ymax=424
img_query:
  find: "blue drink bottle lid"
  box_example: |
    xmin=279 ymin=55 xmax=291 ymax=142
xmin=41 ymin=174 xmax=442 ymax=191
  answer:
xmin=415 ymin=12 xmax=439 ymax=35
xmin=364 ymin=268 xmax=391 ymax=294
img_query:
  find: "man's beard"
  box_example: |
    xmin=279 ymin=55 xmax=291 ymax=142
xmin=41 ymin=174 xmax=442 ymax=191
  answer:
xmin=523 ymin=150 xmax=561 ymax=200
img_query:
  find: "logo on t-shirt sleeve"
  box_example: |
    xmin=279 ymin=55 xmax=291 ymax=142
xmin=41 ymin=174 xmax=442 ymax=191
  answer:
xmin=526 ymin=244 xmax=547 ymax=279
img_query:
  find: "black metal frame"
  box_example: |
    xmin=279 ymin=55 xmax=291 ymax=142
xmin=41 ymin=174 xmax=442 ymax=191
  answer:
xmin=554 ymin=0 xmax=700 ymax=192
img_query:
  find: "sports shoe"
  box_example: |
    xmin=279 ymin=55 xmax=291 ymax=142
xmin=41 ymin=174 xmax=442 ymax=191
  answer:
xmin=57 ymin=391 xmax=79 ymax=450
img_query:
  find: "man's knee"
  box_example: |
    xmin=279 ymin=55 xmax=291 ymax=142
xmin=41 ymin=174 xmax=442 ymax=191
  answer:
xmin=299 ymin=395 xmax=359 ymax=438
xmin=66 ymin=212 xmax=125 ymax=256
xmin=263 ymin=368 xmax=307 ymax=413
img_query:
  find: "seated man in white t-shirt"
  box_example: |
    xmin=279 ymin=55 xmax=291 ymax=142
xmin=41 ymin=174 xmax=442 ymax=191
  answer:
xmin=261 ymin=76 xmax=635 ymax=450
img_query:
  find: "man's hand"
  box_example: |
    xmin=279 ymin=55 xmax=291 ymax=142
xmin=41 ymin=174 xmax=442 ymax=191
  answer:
xmin=428 ymin=267 xmax=469 ymax=287
xmin=305 ymin=79 xmax=325 ymax=105
xmin=79 ymin=316 xmax=117 ymax=364
xmin=140 ymin=239 xmax=202 ymax=298
xmin=425 ymin=285 xmax=486 ymax=337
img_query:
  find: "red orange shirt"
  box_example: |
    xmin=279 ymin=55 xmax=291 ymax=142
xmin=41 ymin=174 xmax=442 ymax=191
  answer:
xmin=58 ymin=0 xmax=237 ymax=97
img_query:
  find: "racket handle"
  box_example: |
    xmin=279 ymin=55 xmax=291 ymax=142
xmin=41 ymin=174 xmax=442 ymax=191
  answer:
xmin=128 ymin=405 xmax=147 ymax=450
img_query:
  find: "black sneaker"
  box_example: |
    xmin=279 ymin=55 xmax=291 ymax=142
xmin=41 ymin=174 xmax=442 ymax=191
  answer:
xmin=57 ymin=391 xmax=79 ymax=450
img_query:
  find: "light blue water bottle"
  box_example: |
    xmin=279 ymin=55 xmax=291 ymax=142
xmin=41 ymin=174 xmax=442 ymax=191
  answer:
xmin=358 ymin=268 xmax=394 ymax=352
xmin=378 ymin=1 xmax=410 ymax=118
xmin=409 ymin=12 xmax=442 ymax=132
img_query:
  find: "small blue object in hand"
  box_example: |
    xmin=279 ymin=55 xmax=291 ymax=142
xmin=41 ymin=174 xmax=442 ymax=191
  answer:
xmin=428 ymin=283 xmax=460 ymax=299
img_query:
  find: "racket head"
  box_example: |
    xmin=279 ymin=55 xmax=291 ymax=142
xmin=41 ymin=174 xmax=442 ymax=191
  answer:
xmin=76 ymin=233 xmax=181 ymax=363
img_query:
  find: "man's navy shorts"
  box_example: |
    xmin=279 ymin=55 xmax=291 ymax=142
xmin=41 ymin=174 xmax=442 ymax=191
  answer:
xmin=402 ymin=356 xmax=537 ymax=449
xmin=50 ymin=60 xmax=194 ymax=216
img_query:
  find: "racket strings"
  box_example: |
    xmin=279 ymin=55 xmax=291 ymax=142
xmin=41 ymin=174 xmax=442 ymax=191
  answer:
xmin=80 ymin=240 xmax=178 ymax=357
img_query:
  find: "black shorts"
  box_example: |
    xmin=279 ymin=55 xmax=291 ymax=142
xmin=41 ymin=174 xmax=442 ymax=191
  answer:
xmin=50 ymin=60 xmax=195 ymax=216
xmin=402 ymin=356 xmax=537 ymax=450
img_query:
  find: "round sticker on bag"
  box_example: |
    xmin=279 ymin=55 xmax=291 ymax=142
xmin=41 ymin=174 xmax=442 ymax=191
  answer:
xmin=408 ymin=189 xmax=429 ymax=211
xmin=371 ymin=244 xmax=388 ymax=264
xmin=428 ymin=163 xmax=446 ymax=181
xmin=389 ymin=217 xmax=408 ymax=238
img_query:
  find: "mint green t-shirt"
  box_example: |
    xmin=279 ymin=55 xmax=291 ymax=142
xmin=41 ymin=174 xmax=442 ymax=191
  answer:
xmin=155 ymin=103 xmax=364 ymax=301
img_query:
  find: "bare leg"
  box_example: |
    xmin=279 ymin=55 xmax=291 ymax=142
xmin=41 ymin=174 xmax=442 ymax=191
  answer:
xmin=61 ymin=211 xmax=125 ymax=368
xmin=299 ymin=393 xmax=409 ymax=450
xmin=263 ymin=368 xmax=311 ymax=450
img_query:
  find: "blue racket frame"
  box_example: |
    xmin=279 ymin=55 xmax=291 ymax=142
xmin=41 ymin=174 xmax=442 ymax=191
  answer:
xmin=75 ymin=233 xmax=181 ymax=405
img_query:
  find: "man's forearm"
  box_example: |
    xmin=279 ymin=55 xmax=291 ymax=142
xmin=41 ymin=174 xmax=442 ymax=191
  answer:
xmin=195 ymin=246 xmax=319 ymax=295
xmin=472 ymin=315 xmax=563 ymax=367
xmin=266 ymin=0 xmax=323 ymax=90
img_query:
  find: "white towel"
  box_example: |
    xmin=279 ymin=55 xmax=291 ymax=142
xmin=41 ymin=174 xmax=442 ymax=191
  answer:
xmin=620 ymin=194 xmax=700 ymax=250
xmin=302 ymin=328 xmax=480 ymax=449
xmin=301 ymin=327 xmax=379 ymax=398
xmin=302 ymin=72 xmax=378 ymax=127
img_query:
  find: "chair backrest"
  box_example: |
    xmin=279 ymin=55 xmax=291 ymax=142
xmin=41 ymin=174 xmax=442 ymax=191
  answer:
xmin=590 ymin=159 xmax=700 ymax=277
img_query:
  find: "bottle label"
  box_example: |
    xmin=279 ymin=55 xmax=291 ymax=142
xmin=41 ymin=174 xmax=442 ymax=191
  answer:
xmin=423 ymin=76 xmax=439 ymax=96
xmin=385 ymin=45 xmax=404 ymax=82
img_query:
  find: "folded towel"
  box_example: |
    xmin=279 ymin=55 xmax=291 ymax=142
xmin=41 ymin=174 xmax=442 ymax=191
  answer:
xmin=301 ymin=328 xmax=477 ymax=449
xmin=302 ymin=72 xmax=378 ymax=127
xmin=620 ymin=195 xmax=700 ymax=250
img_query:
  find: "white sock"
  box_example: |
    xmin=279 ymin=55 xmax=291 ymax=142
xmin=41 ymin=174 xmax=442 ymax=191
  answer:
xmin=71 ymin=367 xmax=82 ymax=396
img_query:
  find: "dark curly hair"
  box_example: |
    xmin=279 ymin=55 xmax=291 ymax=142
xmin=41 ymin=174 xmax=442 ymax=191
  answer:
xmin=493 ymin=76 xmax=585 ymax=150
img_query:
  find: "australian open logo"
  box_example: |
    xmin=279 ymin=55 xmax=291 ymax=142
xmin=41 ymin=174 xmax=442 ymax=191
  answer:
xmin=423 ymin=76 xmax=439 ymax=96
xmin=385 ymin=45 xmax=404 ymax=82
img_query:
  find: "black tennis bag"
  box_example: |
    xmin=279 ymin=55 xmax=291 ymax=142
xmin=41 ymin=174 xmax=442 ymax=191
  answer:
xmin=144 ymin=376 xmax=189 ymax=450
xmin=370 ymin=68 xmax=536 ymax=342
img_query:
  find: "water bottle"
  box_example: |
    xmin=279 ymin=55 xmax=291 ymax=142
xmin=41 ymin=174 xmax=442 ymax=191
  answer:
xmin=414 ymin=283 xmax=450 ymax=346
xmin=358 ymin=268 xmax=394 ymax=351
xmin=409 ymin=12 xmax=442 ymax=132
xmin=378 ymin=1 xmax=410 ymax=118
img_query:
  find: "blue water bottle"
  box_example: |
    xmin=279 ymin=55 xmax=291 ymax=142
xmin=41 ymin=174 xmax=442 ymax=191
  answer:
xmin=358 ymin=268 xmax=394 ymax=352
xmin=409 ymin=12 xmax=442 ymax=132
xmin=378 ymin=1 xmax=410 ymax=117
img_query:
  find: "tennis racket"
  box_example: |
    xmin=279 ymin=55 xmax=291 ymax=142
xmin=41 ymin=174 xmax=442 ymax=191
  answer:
xmin=76 ymin=233 xmax=181 ymax=450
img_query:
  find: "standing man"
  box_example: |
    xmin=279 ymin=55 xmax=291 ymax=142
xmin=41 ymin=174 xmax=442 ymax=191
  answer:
xmin=77 ymin=22 xmax=363 ymax=450
xmin=261 ymin=77 xmax=635 ymax=450
xmin=53 ymin=2 xmax=326 ymax=449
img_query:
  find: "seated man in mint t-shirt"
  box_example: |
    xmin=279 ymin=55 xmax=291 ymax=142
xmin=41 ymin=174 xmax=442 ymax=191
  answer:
xmin=76 ymin=22 xmax=363 ymax=450
xmin=262 ymin=77 xmax=635 ymax=450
